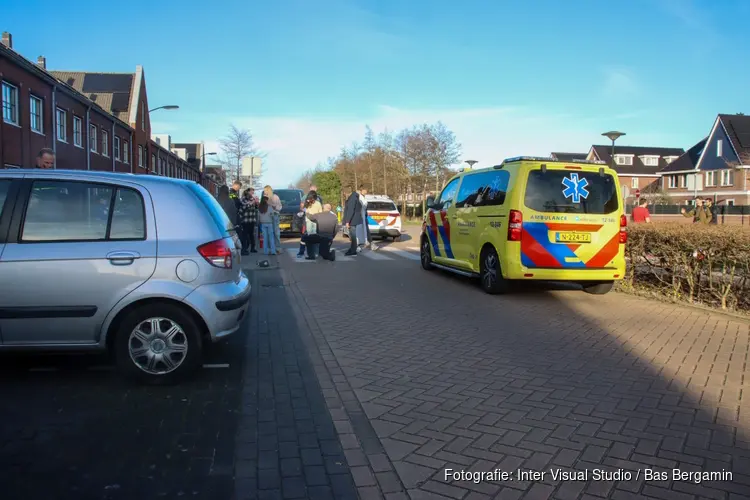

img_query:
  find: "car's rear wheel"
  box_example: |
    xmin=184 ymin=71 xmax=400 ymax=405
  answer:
xmin=420 ymin=237 xmax=434 ymax=271
xmin=115 ymin=303 xmax=203 ymax=385
xmin=581 ymin=281 xmax=614 ymax=295
xmin=480 ymin=247 xmax=510 ymax=294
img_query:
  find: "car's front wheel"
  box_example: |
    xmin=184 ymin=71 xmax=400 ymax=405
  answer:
xmin=114 ymin=303 xmax=203 ymax=385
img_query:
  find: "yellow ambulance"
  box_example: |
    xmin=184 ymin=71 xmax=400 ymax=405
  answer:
xmin=419 ymin=157 xmax=627 ymax=294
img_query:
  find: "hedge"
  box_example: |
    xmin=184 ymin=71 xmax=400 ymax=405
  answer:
xmin=620 ymin=223 xmax=750 ymax=312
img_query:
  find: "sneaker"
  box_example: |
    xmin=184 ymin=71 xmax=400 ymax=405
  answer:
xmin=344 ymin=251 xmax=357 ymax=256
xmin=329 ymin=250 xmax=336 ymax=261
xmin=297 ymin=253 xmax=305 ymax=259
xmin=370 ymin=243 xmax=378 ymax=251
xmin=250 ymin=249 xmax=257 ymax=253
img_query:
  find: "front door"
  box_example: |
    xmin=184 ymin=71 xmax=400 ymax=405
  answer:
xmin=0 ymin=179 xmax=157 ymax=345
xmin=425 ymin=177 xmax=463 ymax=268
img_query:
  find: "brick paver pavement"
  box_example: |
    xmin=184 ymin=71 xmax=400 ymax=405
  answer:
xmin=281 ymin=244 xmax=750 ymax=500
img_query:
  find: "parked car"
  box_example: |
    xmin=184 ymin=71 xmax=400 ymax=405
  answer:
xmin=273 ymin=188 xmax=304 ymax=235
xmin=342 ymin=194 xmax=402 ymax=241
xmin=0 ymin=170 xmax=251 ymax=384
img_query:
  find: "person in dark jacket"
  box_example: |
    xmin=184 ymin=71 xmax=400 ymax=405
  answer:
xmin=238 ymin=188 xmax=259 ymax=254
xmin=218 ymin=185 xmax=238 ymax=225
xmin=704 ymin=199 xmax=718 ymax=224
xmin=304 ymin=203 xmax=339 ymax=261
xmin=343 ymin=185 xmax=365 ymax=256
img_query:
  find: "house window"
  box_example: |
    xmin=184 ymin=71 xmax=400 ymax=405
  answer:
xmin=717 ymin=139 xmax=723 ymax=157
xmin=720 ymin=169 xmax=734 ymax=186
xmin=631 ymin=178 xmax=639 ymax=189
xmin=668 ymin=175 xmax=677 ymax=189
xmin=141 ymin=102 xmax=146 ymax=131
xmin=30 ymin=96 xmax=43 ymax=133
xmin=151 ymin=154 xmax=156 ymax=173
xmin=726 ymin=199 xmax=735 ymax=206
xmin=641 ymin=156 xmax=659 ymax=167
xmin=90 ymin=125 xmax=98 ymax=152
xmin=114 ymin=136 xmax=121 ymax=160
xmin=2 ymin=81 xmax=19 ymax=125
xmin=138 ymin=145 xmax=143 ymax=167
xmin=679 ymin=175 xmax=687 ymax=188
xmin=102 ymin=131 xmax=109 ymax=157
xmin=664 ymin=156 xmax=678 ymax=164
xmin=614 ymin=155 xmax=633 ymax=166
xmin=56 ymin=108 xmax=67 ymax=142
xmin=73 ymin=116 xmax=83 ymax=147
xmin=705 ymin=171 xmax=716 ymax=187
xmin=123 ymin=141 xmax=129 ymax=164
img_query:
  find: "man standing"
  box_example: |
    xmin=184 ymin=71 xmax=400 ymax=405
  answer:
xmin=238 ymin=188 xmax=259 ymax=255
xmin=704 ymin=198 xmax=718 ymax=224
xmin=305 ymin=203 xmax=339 ymax=261
xmin=631 ymin=198 xmax=651 ymax=224
xmin=36 ymin=148 xmax=55 ymax=169
xmin=343 ymin=185 xmax=364 ymax=256
xmin=681 ymin=198 xmax=709 ymax=224
xmin=308 ymin=185 xmax=324 ymax=205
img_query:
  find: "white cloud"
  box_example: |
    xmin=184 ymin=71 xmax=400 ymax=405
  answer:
xmin=205 ymin=105 xmax=675 ymax=188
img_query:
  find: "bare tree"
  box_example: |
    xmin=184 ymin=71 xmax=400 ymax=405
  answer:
xmin=216 ymin=124 xmax=261 ymax=185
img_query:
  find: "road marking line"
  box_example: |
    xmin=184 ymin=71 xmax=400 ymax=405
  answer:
xmin=406 ymin=246 xmax=420 ymax=251
xmin=361 ymin=251 xmax=393 ymax=261
xmin=202 ymin=363 xmax=230 ymax=369
xmin=380 ymin=247 xmax=420 ymax=261
xmin=28 ymin=367 xmax=58 ymax=372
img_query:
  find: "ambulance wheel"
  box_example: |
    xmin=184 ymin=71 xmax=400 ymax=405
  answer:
xmin=420 ymin=237 xmax=434 ymax=271
xmin=582 ymin=281 xmax=614 ymax=295
xmin=480 ymin=247 xmax=509 ymax=295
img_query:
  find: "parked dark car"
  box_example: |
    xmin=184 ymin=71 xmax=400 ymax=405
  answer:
xmin=274 ymin=188 xmax=304 ymax=235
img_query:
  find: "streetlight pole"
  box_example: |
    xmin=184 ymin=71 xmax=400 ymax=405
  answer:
xmin=149 ymin=105 xmax=180 ymax=113
xmin=602 ymin=131 xmax=625 ymax=168
xmin=197 ymin=152 xmax=216 ymax=184
xmin=465 ymin=160 xmax=478 ymax=169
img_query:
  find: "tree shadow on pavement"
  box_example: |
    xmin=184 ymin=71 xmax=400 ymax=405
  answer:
xmin=290 ymin=260 xmax=750 ymax=499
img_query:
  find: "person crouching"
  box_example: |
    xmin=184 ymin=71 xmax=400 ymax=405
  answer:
xmin=303 ymin=203 xmax=339 ymax=261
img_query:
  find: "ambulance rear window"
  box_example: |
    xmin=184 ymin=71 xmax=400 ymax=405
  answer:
xmin=367 ymin=201 xmax=397 ymax=211
xmin=524 ymin=169 xmax=619 ymax=214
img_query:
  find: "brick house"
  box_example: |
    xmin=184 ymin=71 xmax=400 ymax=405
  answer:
xmin=659 ymin=113 xmax=750 ymax=206
xmin=585 ymin=144 xmax=684 ymax=200
xmin=0 ymin=31 xmax=217 ymax=194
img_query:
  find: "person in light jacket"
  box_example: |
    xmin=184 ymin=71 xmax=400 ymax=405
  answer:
xmin=258 ymin=196 xmax=277 ymax=255
xmin=263 ymin=185 xmax=283 ymax=254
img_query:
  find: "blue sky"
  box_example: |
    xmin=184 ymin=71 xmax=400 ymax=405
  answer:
xmin=5 ymin=0 xmax=750 ymax=186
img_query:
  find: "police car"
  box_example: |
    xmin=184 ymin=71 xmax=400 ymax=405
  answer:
xmin=343 ymin=194 xmax=402 ymax=241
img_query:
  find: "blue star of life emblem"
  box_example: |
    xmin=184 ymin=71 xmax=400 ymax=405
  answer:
xmin=562 ymin=173 xmax=589 ymax=203
xmin=489 ymin=176 xmax=504 ymax=193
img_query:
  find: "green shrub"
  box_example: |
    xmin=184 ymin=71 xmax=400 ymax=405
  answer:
xmin=620 ymin=223 xmax=750 ymax=312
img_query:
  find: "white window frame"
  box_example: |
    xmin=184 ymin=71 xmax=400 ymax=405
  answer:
xmin=123 ymin=141 xmax=129 ymax=164
xmin=725 ymin=199 xmax=735 ymax=206
xmin=73 ymin=116 xmax=83 ymax=147
xmin=90 ymin=124 xmax=98 ymax=153
xmin=679 ymin=174 xmax=687 ymax=188
xmin=2 ymin=81 xmax=19 ymax=125
xmin=668 ymin=175 xmax=677 ymax=189
xmin=138 ymin=145 xmax=144 ymax=167
xmin=614 ymin=155 xmax=633 ymax=166
xmin=717 ymin=139 xmax=723 ymax=157
xmin=630 ymin=177 xmax=639 ymax=189
xmin=141 ymin=102 xmax=146 ymax=131
xmin=705 ymin=171 xmax=716 ymax=187
xmin=102 ymin=130 xmax=109 ymax=157
xmin=640 ymin=155 xmax=659 ymax=167
xmin=664 ymin=156 xmax=679 ymax=164
xmin=56 ymin=108 xmax=67 ymax=142
xmin=114 ymin=136 xmax=121 ymax=161
xmin=30 ymin=95 xmax=43 ymax=134
xmin=720 ymin=169 xmax=734 ymax=186
xmin=151 ymin=154 xmax=156 ymax=173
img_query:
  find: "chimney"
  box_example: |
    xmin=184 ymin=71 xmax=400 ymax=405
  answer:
xmin=36 ymin=56 xmax=46 ymax=69
xmin=1 ymin=32 xmax=12 ymax=49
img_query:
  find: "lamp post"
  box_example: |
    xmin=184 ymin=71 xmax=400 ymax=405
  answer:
xmin=197 ymin=152 xmax=217 ymax=184
xmin=601 ymin=131 xmax=625 ymax=168
xmin=149 ymin=105 xmax=180 ymax=113
xmin=465 ymin=160 xmax=478 ymax=169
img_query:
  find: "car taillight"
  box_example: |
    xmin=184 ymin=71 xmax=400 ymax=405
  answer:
xmin=508 ymin=210 xmax=523 ymax=241
xmin=619 ymin=214 xmax=627 ymax=244
xmin=198 ymin=238 xmax=233 ymax=268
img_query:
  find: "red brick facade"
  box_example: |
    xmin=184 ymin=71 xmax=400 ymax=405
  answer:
xmin=1 ymin=35 xmax=218 ymax=194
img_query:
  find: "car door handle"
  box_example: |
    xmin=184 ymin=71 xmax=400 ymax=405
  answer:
xmin=106 ymin=251 xmax=141 ymax=265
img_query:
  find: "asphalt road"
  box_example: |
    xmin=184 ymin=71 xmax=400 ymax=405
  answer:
xmin=1 ymin=228 xmax=749 ymax=500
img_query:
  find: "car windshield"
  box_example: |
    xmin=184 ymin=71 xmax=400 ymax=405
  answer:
xmin=524 ymin=169 xmax=619 ymax=214
xmin=367 ymin=201 xmax=397 ymax=211
xmin=274 ymin=189 xmax=302 ymax=207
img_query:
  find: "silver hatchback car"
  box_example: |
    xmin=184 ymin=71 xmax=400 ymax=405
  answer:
xmin=0 ymin=170 xmax=251 ymax=384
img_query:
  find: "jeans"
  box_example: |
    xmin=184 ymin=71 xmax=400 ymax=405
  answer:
xmin=261 ymin=223 xmax=276 ymax=255
xmin=347 ymin=225 xmax=359 ymax=254
xmin=241 ymin=222 xmax=256 ymax=252
xmin=272 ymin=212 xmax=281 ymax=249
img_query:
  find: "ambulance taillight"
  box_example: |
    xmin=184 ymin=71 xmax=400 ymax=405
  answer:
xmin=619 ymin=214 xmax=627 ymax=244
xmin=508 ymin=210 xmax=523 ymax=241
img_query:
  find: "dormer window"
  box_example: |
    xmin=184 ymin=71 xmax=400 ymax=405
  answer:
xmin=614 ymin=154 xmax=633 ymax=166
xmin=664 ymin=156 xmax=679 ymax=164
xmin=640 ymin=155 xmax=660 ymax=167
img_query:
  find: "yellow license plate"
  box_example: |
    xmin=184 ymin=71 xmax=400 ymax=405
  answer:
xmin=279 ymin=223 xmax=291 ymax=230
xmin=555 ymin=232 xmax=591 ymax=243
xmin=372 ymin=216 xmax=386 ymax=221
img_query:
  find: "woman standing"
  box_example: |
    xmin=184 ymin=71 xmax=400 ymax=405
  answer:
xmin=263 ymin=185 xmax=283 ymax=254
xmin=258 ymin=196 xmax=277 ymax=255
xmin=304 ymin=191 xmax=323 ymax=258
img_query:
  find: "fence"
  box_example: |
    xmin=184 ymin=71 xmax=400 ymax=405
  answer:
xmin=625 ymin=204 xmax=750 ymax=225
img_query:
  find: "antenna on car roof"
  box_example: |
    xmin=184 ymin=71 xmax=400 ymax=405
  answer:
xmin=598 ymin=167 xmax=605 ymax=177
xmin=540 ymin=164 xmax=547 ymax=173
